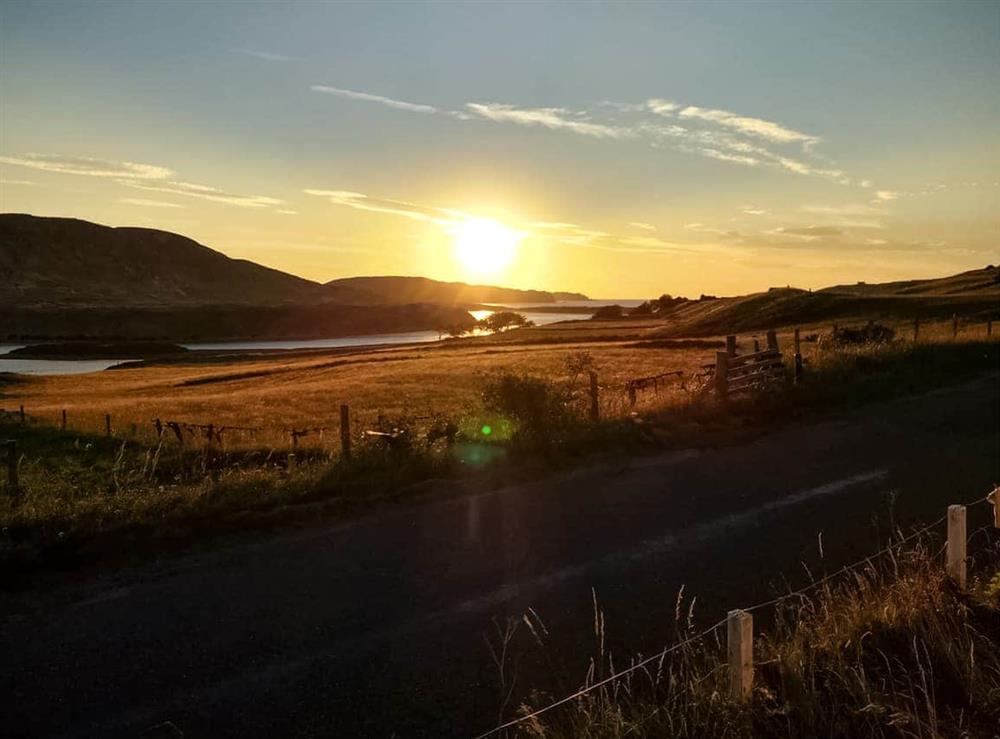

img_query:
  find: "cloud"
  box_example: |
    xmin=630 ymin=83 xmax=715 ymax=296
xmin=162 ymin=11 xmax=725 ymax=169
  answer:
xmin=675 ymin=105 xmax=820 ymax=146
xmin=119 ymin=197 xmax=185 ymax=209
xmin=0 ymin=154 xmax=172 ymax=179
xmin=698 ymin=148 xmax=762 ymax=167
xmin=304 ymin=189 xmax=459 ymax=225
xmin=802 ymin=203 xmax=881 ymax=217
xmin=647 ymin=99 xmax=679 ymax=115
xmin=874 ymin=190 xmax=898 ymax=202
xmin=123 ymin=180 xmax=283 ymax=208
xmin=276 ymin=209 xmax=298 ymax=215
xmin=465 ymin=103 xmax=630 ymax=139
xmin=311 ymin=85 xmax=438 ymax=114
xmin=771 ymin=225 xmax=843 ymax=239
xmin=0 ymin=178 xmax=36 ymax=186
xmin=233 ymin=49 xmax=297 ymax=62
xmin=740 ymin=206 xmax=768 ymax=216
xmin=628 ymin=222 xmax=656 ymax=230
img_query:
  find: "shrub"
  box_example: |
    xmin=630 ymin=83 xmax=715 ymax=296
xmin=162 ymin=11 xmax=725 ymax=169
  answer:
xmin=831 ymin=321 xmax=896 ymax=346
xmin=480 ymin=372 xmax=575 ymax=443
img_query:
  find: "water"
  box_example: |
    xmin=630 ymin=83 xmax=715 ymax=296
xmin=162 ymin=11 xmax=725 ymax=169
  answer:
xmin=0 ymin=346 xmax=130 ymax=375
xmin=184 ymin=308 xmax=597 ymax=353
xmin=0 ymin=301 xmax=638 ymax=374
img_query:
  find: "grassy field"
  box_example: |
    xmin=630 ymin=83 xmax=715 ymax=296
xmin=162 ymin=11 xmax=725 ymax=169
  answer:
xmin=4 ymin=316 xmax=993 ymax=450
xmin=0 ymin=316 xmax=996 ymax=572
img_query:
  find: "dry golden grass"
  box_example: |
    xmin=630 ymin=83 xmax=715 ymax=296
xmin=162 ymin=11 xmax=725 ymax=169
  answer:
xmin=3 ymin=339 xmax=715 ymax=450
xmin=2 ymin=317 xmax=992 ymax=452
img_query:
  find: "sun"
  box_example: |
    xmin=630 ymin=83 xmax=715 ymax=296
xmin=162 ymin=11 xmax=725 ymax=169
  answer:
xmin=449 ymin=217 xmax=524 ymax=279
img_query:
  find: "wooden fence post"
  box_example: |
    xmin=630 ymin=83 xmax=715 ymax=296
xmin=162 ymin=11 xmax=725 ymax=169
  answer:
xmin=753 ymin=338 xmax=760 ymax=353
xmin=793 ymin=327 xmax=803 ymax=383
xmin=715 ymin=351 xmax=729 ymax=401
xmin=952 ymin=313 xmax=958 ymax=338
xmin=726 ymin=335 xmax=737 ymax=357
xmin=947 ymin=504 xmax=967 ymax=589
xmin=727 ymin=609 xmax=753 ymax=699
xmin=588 ymin=371 xmax=600 ymax=421
xmin=988 ymin=320 xmax=993 ymax=337
xmin=19 ymin=405 xmax=24 ymax=424
xmin=765 ymin=330 xmax=778 ymax=352
xmin=913 ymin=317 xmax=920 ymax=342
xmin=287 ymin=452 xmax=296 ymax=473
xmin=340 ymin=404 xmax=352 ymax=461
xmin=988 ymin=487 xmax=999 ymax=529
xmin=61 ymin=409 xmax=67 ymax=431
xmin=105 ymin=413 xmax=111 ymax=438
xmin=627 ymin=383 xmax=637 ymax=407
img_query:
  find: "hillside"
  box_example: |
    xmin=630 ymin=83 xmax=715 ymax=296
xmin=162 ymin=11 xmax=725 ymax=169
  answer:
xmin=325 ymin=275 xmax=587 ymax=305
xmin=651 ymin=267 xmax=1000 ymax=338
xmin=821 ymin=266 xmax=1000 ymax=297
xmin=0 ymin=214 xmax=373 ymax=308
xmin=0 ymin=303 xmax=476 ymax=342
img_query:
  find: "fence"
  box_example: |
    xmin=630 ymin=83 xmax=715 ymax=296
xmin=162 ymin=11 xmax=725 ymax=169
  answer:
xmin=1 ymin=316 xmax=995 ymax=477
xmin=473 ymin=487 xmax=1000 ymax=738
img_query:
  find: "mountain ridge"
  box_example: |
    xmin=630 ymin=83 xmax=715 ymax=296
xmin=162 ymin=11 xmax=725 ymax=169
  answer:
xmin=0 ymin=214 xmax=585 ymax=309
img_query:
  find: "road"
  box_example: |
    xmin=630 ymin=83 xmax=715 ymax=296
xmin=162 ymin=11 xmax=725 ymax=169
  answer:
xmin=2 ymin=375 xmax=998 ymax=738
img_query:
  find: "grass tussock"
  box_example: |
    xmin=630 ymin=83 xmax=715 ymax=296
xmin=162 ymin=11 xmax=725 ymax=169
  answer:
xmin=495 ymin=536 xmax=1000 ymax=738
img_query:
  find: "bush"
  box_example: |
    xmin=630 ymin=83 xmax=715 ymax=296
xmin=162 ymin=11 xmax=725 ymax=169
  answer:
xmin=831 ymin=322 xmax=896 ymax=346
xmin=480 ymin=372 xmax=575 ymax=443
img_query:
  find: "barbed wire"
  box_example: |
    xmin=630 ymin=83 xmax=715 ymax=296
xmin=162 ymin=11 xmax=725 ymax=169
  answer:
xmin=472 ymin=491 xmax=996 ymax=738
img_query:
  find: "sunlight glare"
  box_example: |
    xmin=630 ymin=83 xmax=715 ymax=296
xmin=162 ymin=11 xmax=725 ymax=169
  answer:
xmin=450 ymin=217 xmax=524 ymax=279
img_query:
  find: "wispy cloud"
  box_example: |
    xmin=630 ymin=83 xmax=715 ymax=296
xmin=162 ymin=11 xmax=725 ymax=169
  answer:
xmin=673 ymin=105 xmax=820 ymax=147
xmin=465 ymin=103 xmax=630 ymax=139
xmin=232 ymin=48 xmax=297 ymax=62
xmin=119 ymin=197 xmax=185 ymax=209
xmin=311 ymin=85 xmax=438 ymax=114
xmin=0 ymin=154 xmax=172 ymax=179
xmin=123 ymin=180 xmax=283 ymax=208
xmin=874 ymin=190 xmax=898 ymax=202
xmin=304 ymin=189 xmax=459 ymax=224
xmin=308 ymin=82 xmax=855 ymax=183
xmin=0 ymin=178 xmax=37 ymax=186
xmin=770 ymin=225 xmax=843 ymax=239
xmin=628 ymin=222 xmax=657 ymax=230
xmin=1 ymin=152 xmax=289 ymax=211
xmin=740 ymin=206 xmax=768 ymax=216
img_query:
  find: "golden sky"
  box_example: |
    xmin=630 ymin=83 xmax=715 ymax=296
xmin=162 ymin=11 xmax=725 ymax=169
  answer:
xmin=1 ymin=1 xmax=998 ymax=298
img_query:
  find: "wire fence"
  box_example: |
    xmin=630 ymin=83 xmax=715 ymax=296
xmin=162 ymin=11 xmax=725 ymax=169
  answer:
xmin=472 ymin=490 xmax=998 ymax=739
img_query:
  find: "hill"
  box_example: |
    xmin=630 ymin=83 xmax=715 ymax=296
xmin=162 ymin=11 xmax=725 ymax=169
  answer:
xmin=650 ymin=267 xmax=1000 ymax=338
xmin=821 ymin=266 xmax=1000 ymax=297
xmin=0 ymin=214 xmax=374 ymax=308
xmin=325 ymin=275 xmax=587 ymax=305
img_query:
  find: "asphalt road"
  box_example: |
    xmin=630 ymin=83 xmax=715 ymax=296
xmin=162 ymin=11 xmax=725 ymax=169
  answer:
xmin=2 ymin=375 xmax=998 ymax=738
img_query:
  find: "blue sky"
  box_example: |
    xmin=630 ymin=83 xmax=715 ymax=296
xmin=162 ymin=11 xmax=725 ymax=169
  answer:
xmin=1 ymin=0 xmax=997 ymax=296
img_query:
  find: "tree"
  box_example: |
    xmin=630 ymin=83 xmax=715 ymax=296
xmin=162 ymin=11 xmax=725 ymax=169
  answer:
xmin=478 ymin=311 xmax=533 ymax=333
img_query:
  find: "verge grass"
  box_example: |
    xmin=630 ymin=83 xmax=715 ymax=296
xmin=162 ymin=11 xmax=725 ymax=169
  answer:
xmin=488 ymin=533 xmax=1000 ymax=738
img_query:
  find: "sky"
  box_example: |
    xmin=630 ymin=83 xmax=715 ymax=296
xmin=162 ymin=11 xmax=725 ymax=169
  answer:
xmin=1 ymin=0 xmax=998 ymax=298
